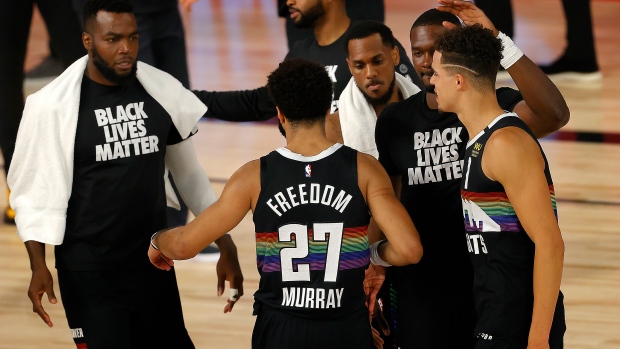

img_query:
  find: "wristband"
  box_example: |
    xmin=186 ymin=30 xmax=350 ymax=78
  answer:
xmin=150 ymin=232 xmax=159 ymax=251
xmin=497 ymin=31 xmax=523 ymax=69
xmin=370 ymin=240 xmax=392 ymax=267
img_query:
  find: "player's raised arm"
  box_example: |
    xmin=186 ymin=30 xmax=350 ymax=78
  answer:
xmin=437 ymin=0 xmax=570 ymax=137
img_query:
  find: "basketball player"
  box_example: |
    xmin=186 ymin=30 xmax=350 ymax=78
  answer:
xmin=149 ymin=58 xmax=423 ymax=349
xmin=432 ymin=23 xmax=565 ymax=348
xmin=325 ymin=20 xmax=421 ymax=156
xmin=8 ymin=1 xmax=242 ymax=347
xmin=373 ymin=3 xmax=569 ymax=348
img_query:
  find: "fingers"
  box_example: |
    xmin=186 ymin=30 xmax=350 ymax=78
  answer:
xmin=370 ymin=325 xmax=384 ymax=349
xmin=223 ymin=298 xmax=237 ymax=313
xmin=217 ymin=272 xmax=225 ymax=297
xmin=44 ymin=278 xmax=57 ymax=305
xmin=442 ymin=21 xmax=459 ymax=30
xmin=29 ymin=290 xmax=53 ymax=328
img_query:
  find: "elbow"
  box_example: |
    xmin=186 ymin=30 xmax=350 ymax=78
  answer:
xmin=410 ymin=244 xmax=423 ymax=264
xmin=170 ymin=231 xmax=201 ymax=260
xmin=396 ymin=241 xmax=423 ymax=266
xmin=558 ymin=105 xmax=570 ymax=129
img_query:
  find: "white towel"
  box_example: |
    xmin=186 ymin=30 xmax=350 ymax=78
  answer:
xmin=8 ymin=55 xmax=207 ymax=245
xmin=339 ymin=73 xmax=420 ymax=158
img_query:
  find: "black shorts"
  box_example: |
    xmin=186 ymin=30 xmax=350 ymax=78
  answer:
xmin=395 ymin=289 xmax=477 ymax=349
xmin=57 ymin=265 xmax=194 ymax=349
xmin=252 ymin=305 xmax=373 ymax=349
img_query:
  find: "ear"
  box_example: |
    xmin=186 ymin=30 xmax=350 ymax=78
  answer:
xmin=391 ymin=45 xmax=400 ymax=66
xmin=346 ymin=57 xmax=354 ymax=74
xmin=82 ymin=32 xmax=92 ymax=51
xmin=276 ymin=106 xmax=286 ymax=125
xmin=455 ymin=73 xmax=465 ymax=91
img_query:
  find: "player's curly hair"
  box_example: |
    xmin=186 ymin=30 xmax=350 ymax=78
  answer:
xmin=83 ymin=0 xmax=134 ymax=33
xmin=435 ymin=24 xmax=502 ymax=92
xmin=267 ymin=58 xmax=333 ymax=126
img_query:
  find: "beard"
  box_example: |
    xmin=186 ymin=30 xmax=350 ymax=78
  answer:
xmin=291 ymin=1 xmax=325 ymax=28
xmin=358 ymin=75 xmax=396 ymax=107
xmin=92 ymin=44 xmax=137 ymax=85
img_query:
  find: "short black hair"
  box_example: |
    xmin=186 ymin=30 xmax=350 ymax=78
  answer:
xmin=267 ymin=58 xmax=333 ymax=126
xmin=435 ymin=24 xmax=502 ymax=91
xmin=344 ymin=20 xmax=396 ymax=55
xmin=83 ymin=0 xmax=134 ymax=33
xmin=411 ymin=8 xmax=461 ymax=32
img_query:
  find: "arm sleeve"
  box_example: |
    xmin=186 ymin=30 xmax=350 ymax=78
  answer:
xmin=165 ymin=138 xmax=218 ymax=216
xmin=394 ymin=39 xmax=424 ymax=91
xmin=375 ymin=106 xmax=400 ymax=176
xmin=192 ymin=86 xmax=277 ymax=122
xmin=496 ymin=87 xmax=524 ymax=112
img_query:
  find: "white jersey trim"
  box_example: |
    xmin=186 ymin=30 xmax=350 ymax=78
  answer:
xmin=466 ymin=112 xmax=518 ymax=149
xmin=276 ymin=143 xmax=343 ymax=162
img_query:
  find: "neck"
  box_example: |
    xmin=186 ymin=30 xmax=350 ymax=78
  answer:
xmin=373 ymin=85 xmax=403 ymax=116
xmin=313 ymin=5 xmax=350 ymax=46
xmin=426 ymin=91 xmax=438 ymax=110
xmin=285 ymin=122 xmax=335 ymax=156
xmin=456 ymin=91 xmax=506 ymax=139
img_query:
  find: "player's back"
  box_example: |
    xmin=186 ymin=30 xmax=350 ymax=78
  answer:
xmin=253 ymin=143 xmax=370 ymax=319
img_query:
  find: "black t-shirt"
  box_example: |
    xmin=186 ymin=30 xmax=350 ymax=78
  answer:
xmin=461 ymin=114 xmax=565 ymax=343
xmin=56 ymin=76 xmax=186 ymax=271
xmin=285 ymin=21 xmax=421 ymax=113
xmin=374 ymin=87 xmax=523 ymax=296
xmin=253 ymin=144 xmax=371 ymax=319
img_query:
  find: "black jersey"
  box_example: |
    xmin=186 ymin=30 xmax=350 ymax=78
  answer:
xmin=56 ymin=76 xmax=187 ymax=271
xmin=374 ymin=88 xmax=523 ymax=296
xmin=253 ymin=144 xmax=371 ymax=320
xmin=285 ymin=21 xmax=420 ymax=113
xmin=461 ymin=114 xmax=565 ymax=343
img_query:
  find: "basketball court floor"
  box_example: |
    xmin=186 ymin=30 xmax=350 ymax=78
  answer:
xmin=0 ymin=0 xmax=619 ymax=348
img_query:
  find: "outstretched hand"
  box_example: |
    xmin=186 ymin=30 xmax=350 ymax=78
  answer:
xmin=216 ymin=248 xmax=244 ymax=313
xmin=28 ymin=267 xmax=57 ymax=328
xmin=436 ymin=0 xmax=498 ymax=35
xmin=370 ymin=298 xmax=391 ymax=348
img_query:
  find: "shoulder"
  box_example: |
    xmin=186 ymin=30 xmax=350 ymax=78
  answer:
xmin=486 ymin=126 xmax=539 ymax=160
xmin=357 ymin=151 xmax=387 ymax=175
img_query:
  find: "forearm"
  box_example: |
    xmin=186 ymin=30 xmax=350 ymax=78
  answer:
xmin=508 ymin=56 xmax=570 ymax=137
xmin=529 ymin=238 xmax=565 ymax=344
xmin=154 ymin=226 xmax=197 ymax=260
xmin=378 ymin=240 xmax=421 ymax=266
xmin=24 ymin=241 xmax=47 ymax=271
xmin=193 ymin=87 xmax=277 ymax=122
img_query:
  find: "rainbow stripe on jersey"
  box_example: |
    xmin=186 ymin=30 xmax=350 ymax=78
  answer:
xmin=256 ymin=226 xmax=369 ymax=273
xmin=461 ymin=185 xmax=557 ymax=233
